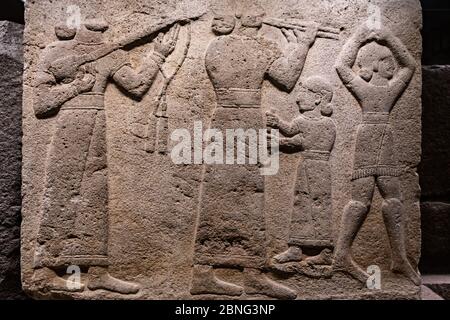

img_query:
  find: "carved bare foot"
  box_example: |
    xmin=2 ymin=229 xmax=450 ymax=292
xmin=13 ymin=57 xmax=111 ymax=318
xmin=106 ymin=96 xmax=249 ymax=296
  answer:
xmin=244 ymin=268 xmax=297 ymax=300
xmin=87 ymin=267 xmax=140 ymax=294
xmin=303 ymin=249 xmax=333 ymax=266
xmin=190 ymin=265 xmax=243 ymax=296
xmin=273 ymin=246 xmax=303 ymax=264
xmin=392 ymin=260 xmax=421 ymax=286
xmin=33 ymin=267 xmax=85 ymax=292
xmin=332 ymin=257 xmax=369 ymax=284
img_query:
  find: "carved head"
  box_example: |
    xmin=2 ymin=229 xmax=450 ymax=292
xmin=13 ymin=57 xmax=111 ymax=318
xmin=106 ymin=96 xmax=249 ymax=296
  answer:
xmin=237 ymin=2 xmax=265 ymax=29
xmin=75 ymin=18 xmax=109 ymax=44
xmin=297 ymin=76 xmax=334 ymax=117
xmin=212 ymin=15 xmax=236 ymax=35
xmin=54 ymin=24 xmax=77 ymax=40
xmin=357 ymin=42 xmax=396 ymax=81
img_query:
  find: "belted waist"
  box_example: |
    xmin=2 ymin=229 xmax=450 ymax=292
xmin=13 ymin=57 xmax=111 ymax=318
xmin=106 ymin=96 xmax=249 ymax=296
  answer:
xmin=302 ymin=150 xmax=331 ymax=161
xmin=362 ymin=112 xmax=390 ymax=124
xmin=61 ymin=93 xmax=105 ymax=111
xmin=215 ymin=88 xmax=261 ymax=108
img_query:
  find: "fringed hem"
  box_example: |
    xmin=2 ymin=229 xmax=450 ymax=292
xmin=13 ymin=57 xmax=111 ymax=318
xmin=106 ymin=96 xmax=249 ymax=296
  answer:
xmin=352 ymin=166 xmax=402 ymax=180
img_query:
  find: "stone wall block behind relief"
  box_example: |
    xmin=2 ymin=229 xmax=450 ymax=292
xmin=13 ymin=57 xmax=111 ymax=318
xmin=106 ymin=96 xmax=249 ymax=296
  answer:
xmin=0 ymin=20 xmax=25 ymax=299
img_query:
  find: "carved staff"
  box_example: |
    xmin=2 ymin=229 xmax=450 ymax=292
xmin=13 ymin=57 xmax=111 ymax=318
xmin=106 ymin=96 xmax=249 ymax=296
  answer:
xmin=146 ymin=23 xmax=192 ymax=154
xmin=264 ymin=18 xmax=341 ymax=40
xmin=49 ymin=15 xmax=197 ymax=82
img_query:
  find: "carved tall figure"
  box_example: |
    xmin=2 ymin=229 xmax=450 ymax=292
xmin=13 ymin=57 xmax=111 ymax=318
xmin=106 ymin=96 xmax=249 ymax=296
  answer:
xmin=33 ymin=19 xmax=179 ymax=294
xmin=333 ymin=23 xmax=420 ymax=285
xmin=191 ymin=2 xmax=318 ymax=299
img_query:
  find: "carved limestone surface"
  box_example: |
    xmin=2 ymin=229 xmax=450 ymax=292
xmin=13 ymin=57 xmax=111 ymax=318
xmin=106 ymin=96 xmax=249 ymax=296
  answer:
xmin=22 ymin=0 xmax=423 ymax=300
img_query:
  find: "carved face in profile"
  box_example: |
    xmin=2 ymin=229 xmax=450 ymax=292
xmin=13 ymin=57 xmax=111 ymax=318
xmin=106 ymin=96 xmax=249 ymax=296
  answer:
xmin=212 ymin=15 xmax=235 ymax=35
xmin=297 ymin=85 xmax=322 ymax=113
xmin=297 ymin=77 xmax=334 ymax=116
xmin=239 ymin=4 xmax=265 ymax=28
xmin=378 ymin=55 xmax=396 ymax=80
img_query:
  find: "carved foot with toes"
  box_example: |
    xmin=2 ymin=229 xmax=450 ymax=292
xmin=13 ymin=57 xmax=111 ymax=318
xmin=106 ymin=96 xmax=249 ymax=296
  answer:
xmin=244 ymin=268 xmax=297 ymax=300
xmin=190 ymin=265 xmax=243 ymax=296
xmin=272 ymin=246 xmax=303 ymax=264
xmin=332 ymin=257 xmax=369 ymax=284
xmin=87 ymin=267 xmax=140 ymax=295
xmin=392 ymin=260 xmax=421 ymax=286
xmin=32 ymin=268 xmax=85 ymax=293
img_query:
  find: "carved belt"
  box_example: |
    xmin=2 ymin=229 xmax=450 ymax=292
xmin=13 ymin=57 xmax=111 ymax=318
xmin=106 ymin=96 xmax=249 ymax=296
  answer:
xmin=362 ymin=112 xmax=390 ymax=124
xmin=215 ymin=88 xmax=261 ymax=108
xmin=302 ymin=150 xmax=331 ymax=161
xmin=61 ymin=93 xmax=105 ymax=111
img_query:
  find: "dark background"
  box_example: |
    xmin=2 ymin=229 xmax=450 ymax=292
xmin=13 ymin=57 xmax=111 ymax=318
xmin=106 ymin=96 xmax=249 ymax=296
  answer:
xmin=422 ymin=0 xmax=450 ymax=64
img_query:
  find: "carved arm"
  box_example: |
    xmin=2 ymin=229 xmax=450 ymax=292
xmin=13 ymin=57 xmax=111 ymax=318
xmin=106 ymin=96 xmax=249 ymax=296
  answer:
xmin=34 ymin=72 xmax=95 ymax=119
xmin=113 ymin=52 xmax=163 ymax=100
xmin=335 ymin=25 xmax=372 ymax=85
xmin=267 ymin=26 xmax=318 ymax=92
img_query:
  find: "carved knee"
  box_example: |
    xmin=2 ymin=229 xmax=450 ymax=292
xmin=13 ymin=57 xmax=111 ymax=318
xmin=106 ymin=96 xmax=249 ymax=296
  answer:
xmin=346 ymin=200 xmax=369 ymax=213
xmin=382 ymin=198 xmax=402 ymax=213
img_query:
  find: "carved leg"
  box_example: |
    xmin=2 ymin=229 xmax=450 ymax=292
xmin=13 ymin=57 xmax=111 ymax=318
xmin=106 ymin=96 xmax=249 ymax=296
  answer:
xmin=243 ymin=268 xmax=297 ymax=300
xmin=87 ymin=266 xmax=140 ymax=294
xmin=378 ymin=177 xmax=421 ymax=286
xmin=304 ymin=248 xmax=333 ymax=266
xmin=332 ymin=177 xmax=374 ymax=283
xmin=190 ymin=265 xmax=243 ymax=296
xmin=272 ymin=246 xmax=303 ymax=264
xmin=332 ymin=200 xmax=370 ymax=283
xmin=32 ymin=267 xmax=85 ymax=292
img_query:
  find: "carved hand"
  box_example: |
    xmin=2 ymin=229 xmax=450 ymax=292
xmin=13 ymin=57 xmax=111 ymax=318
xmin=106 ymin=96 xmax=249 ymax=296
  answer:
xmin=356 ymin=24 xmax=373 ymax=41
xmin=266 ymin=111 xmax=280 ymax=128
xmin=74 ymin=73 xmax=96 ymax=94
xmin=281 ymin=23 xmax=318 ymax=47
xmin=281 ymin=28 xmax=298 ymax=44
xmin=304 ymin=22 xmax=319 ymax=46
xmin=154 ymin=24 xmax=181 ymax=58
xmin=279 ymin=137 xmax=290 ymax=147
xmin=370 ymin=27 xmax=390 ymax=43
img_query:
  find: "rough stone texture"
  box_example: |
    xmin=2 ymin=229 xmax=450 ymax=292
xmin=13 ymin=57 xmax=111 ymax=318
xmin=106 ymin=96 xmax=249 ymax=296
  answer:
xmin=422 ymin=275 xmax=450 ymax=300
xmin=0 ymin=21 xmax=26 ymax=299
xmin=419 ymin=66 xmax=450 ymax=275
xmin=420 ymin=285 xmax=444 ymax=301
xmin=420 ymin=202 xmax=450 ymax=274
xmin=22 ymin=0 xmax=423 ymax=299
xmin=420 ymin=66 xmax=450 ymax=202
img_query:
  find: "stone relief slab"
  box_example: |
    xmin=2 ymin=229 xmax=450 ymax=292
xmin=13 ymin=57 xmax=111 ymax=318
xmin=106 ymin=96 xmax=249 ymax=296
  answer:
xmin=22 ymin=0 xmax=423 ymax=299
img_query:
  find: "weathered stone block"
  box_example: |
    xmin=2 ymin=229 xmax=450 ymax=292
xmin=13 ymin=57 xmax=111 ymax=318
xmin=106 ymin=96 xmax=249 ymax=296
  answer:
xmin=22 ymin=0 xmax=423 ymax=299
xmin=420 ymin=285 xmax=444 ymax=300
xmin=420 ymin=66 xmax=450 ymax=201
xmin=420 ymin=202 xmax=450 ymax=274
xmin=423 ymin=275 xmax=450 ymax=300
xmin=0 ymin=20 xmax=26 ymax=299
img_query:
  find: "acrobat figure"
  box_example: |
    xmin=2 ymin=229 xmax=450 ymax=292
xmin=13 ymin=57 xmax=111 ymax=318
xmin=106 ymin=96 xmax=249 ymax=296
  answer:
xmin=267 ymin=77 xmax=336 ymax=267
xmin=191 ymin=2 xmax=319 ymax=300
xmin=33 ymin=19 xmax=180 ymax=294
xmin=333 ymin=23 xmax=420 ymax=285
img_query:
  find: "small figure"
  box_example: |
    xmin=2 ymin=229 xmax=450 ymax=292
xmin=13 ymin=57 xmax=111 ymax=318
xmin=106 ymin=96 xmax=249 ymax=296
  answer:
xmin=267 ymin=76 xmax=336 ymax=267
